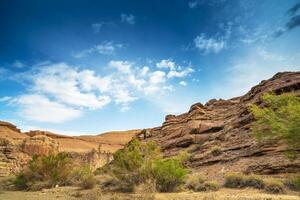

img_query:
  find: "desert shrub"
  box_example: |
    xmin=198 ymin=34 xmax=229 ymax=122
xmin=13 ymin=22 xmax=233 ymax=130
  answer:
xmin=224 ymin=173 xmax=245 ymax=188
xmin=70 ymin=165 xmax=96 ymax=189
xmin=185 ymin=174 xmax=206 ymax=191
xmin=224 ymin=173 xmax=265 ymax=189
xmin=13 ymin=172 xmax=27 ymax=190
xmin=211 ymin=146 xmax=222 ymax=156
xmin=186 ymin=175 xmax=219 ymax=192
xmin=152 ymin=157 xmax=188 ymax=192
xmin=200 ymin=181 xmax=220 ymax=191
xmin=250 ymin=93 xmax=300 ymax=160
xmin=264 ymin=179 xmax=284 ymax=194
xmin=14 ymin=152 xmax=74 ymax=190
xmin=285 ymin=175 xmax=300 ymax=192
xmin=109 ymin=139 xmax=187 ymax=192
xmin=244 ymin=174 xmax=265 ymax=189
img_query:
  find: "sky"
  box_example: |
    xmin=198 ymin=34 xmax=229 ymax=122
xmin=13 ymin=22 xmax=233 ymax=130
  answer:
xmin=0 ymin=0 xmax=300 ymax=135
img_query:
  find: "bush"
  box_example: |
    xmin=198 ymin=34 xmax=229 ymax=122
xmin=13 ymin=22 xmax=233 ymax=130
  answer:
xmin=224 ymin=173 xmax=265 ymax=189
xmin=224 ymin=173 xmax=245 ymax=188
xmin=152 ymin=158 xmax=188 ymax=192
xmin=186 ymin=175 xmax=220 ymax=192
xmin=14 ymin=152 xmax=74 ymax=190
xmin=264 ymin=179 xmax=284 ymax=194
xmin=244 ymin=175 xmax=265 ymax=189
xmin=201 ymin=181 xmax=220 ymax=191
xmin=108 ymin=139 xmax=188 ymax=192
xmin=185 ymin=174 xmax=205 ymax=191
xmin=211 ymin=146 xmax=222 ymax=156
xmin=285 ymin=175 xmax=300 ymax=192
xmin=70 ymin=165 xmax=96 ymax=189
xmin=250 ymin=93 xmax=300 ymax=160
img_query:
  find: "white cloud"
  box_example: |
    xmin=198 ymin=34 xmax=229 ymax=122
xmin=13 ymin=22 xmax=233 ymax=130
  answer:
xmin=167 ymin=67 xmax=194 ymax=78
xmin=12 ymin=60 xmax=25 ymax=68
xmin=121 ymin=13 xmax=135 ymax=25
xmin=156 ymin=59 xmax=176 ymax=70
xmin=194 ymin=34 xmax=226 ymax=54
xmin=0 ymin=96 xmax=11 ymax=102
xmin=179 ymin=81 xmax=187 ymax=86
xmin=31 ymin=63 xmax=111 ymax=110
xmin=72 ymin=41 xmax=123 ymax=58
xmin=109 ymin=60 xmax=132 ymax=74
xmin=15 ymin=94 xmax=82 ymax=123
xmin=140 ymin=66 xmax=149 ymax=76
xmin=9 ymin=58 xmax=194 ymax=122
xmin=149 ymin=71 xmax=166 ymax=84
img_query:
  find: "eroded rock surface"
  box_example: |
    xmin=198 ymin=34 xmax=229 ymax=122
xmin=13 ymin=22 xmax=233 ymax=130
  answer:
xmin=138 ymin=72 xmax=300 ymax=180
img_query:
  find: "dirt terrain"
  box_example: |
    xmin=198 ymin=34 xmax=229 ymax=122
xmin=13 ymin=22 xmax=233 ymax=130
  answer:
xmin=0 ymin=187 xmax=299 ymax=200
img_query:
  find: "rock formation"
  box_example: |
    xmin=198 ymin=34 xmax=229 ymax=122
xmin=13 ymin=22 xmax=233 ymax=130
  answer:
xmin=137 ymin=72 xmax=300 ymax=180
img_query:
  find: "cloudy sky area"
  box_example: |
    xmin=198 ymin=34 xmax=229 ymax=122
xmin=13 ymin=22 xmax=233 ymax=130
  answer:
xmin=0 ymin=0 xmax=299 ymax=135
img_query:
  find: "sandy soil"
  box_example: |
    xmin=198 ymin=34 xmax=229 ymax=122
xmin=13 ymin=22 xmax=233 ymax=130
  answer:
xmin=0 ymin=187 xmax=299 ymax=200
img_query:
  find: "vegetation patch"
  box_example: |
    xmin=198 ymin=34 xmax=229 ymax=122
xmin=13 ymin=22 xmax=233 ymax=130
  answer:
xmin=264 ymin=179 xmax=285 ymax=194
xmin=14 ymin=152 xmax=74 ymax=190
xmin=285 ymin=175 xmax=300 ymax=192
xmin=105 ymin=139 xmax=188 ymax=192
xmin=250 ymin=93 xmax=300 ymax=160
xmin=210 ymin=146 xmax=222 ymax=156
xmin=186 ymin=174 xmax=220 ymax=192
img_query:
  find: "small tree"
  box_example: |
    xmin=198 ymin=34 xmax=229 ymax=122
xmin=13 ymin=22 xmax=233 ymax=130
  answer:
xmin=250 ymin=93 xmax=300 ymax=159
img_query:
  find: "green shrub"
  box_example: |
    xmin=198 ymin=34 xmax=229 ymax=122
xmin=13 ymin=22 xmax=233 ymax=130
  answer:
xmin=244 ymin=175 xmax=264 ymax=189
xmin=108 ymin=139 xmax=188 ymax=192
xmin=13 ymin=172 xmax=27 ymax=190
xmin=250 ymin=93 xmax=300 ymax=160
xmin=211 ymin=146 xmax=222 ymax=156
xmin=285 ymin=175 xmax=300 ymax=192
xmin=152 ymin=158 xmax=188 ymax=192
xmin=14 ymin=152 xmax=74 ymax=190
xmin=70 ymin=165 xmax=96 ymax=189
xmin=224 ymin=173 xmax=245 ymax=188
xmin=264 ymin=179 xmax=284 ymax=194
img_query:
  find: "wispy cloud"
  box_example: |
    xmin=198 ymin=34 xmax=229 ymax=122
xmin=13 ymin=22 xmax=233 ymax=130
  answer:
xmin=274 ymin=3 xmax=300 ymax=37
xmin=13 ymin=94 xmax=82 ymax=123
xmin=72 ymin=41 xmax=123 ymax=58
xmin=12 ymin=60 xmax=25 ymax=68
xmin=194 ymin=34 xmax=226 ymax=54
xmin=179 ymin=81 xmax=187 ymax=86
xmin=121 ymin=13 xmax=135 ymax=25
xmin=211 ymin=48 xmax=300 ymax=99
xmin=7 ymin=59 xmax=193 ymax=122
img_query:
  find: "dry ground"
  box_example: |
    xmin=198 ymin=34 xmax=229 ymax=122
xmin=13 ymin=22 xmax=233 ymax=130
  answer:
xmin=0 ymin=187 xmax=299 ymax=200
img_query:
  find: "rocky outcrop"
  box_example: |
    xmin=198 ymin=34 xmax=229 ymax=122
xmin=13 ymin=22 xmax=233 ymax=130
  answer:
xmin=22 ymin=135 xmax=59 ymax=156
xmin=138 ymin=72 xmax=300 ymax=180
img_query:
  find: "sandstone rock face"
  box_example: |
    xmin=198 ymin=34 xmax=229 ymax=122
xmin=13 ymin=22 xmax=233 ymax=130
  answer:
xmin=138 ymin=72 xmax=300 ymax=180
xmin=22 ymin=135 xmax=59 ymax=156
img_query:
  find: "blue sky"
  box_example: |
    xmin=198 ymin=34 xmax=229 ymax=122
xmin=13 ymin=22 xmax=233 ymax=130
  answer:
xmin=0 ymin=0 xmax=300 ymax=135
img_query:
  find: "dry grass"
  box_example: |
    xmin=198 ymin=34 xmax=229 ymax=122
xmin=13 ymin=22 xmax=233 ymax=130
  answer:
xmin=0 ymin=187 xmax=299 ymax=200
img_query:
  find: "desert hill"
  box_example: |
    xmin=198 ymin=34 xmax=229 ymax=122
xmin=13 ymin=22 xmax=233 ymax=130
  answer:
xmin=0 ymin=123 xmax=141 ymax=176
